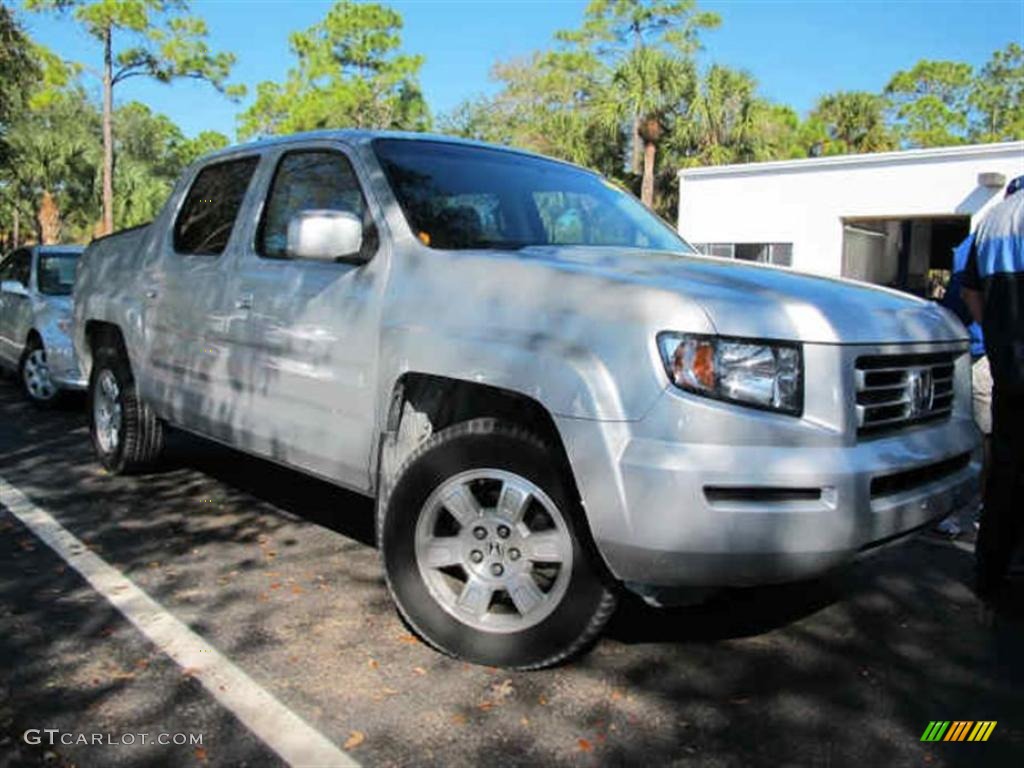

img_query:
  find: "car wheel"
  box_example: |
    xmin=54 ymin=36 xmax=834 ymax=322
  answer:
xmin=88 ymin=345 xmax=164 ymax=474
xmin=20 ymin=338 xmax=60 ymax=407
xmin=381 ymin=418 xmax=617 ymax=669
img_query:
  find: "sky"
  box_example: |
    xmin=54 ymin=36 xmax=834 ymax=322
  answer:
xmin=17 ymin=0 xmax=1024 ymax=140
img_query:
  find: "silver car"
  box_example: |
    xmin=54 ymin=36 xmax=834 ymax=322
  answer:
xmin=0 ymin=244 xmax=86 ymax=404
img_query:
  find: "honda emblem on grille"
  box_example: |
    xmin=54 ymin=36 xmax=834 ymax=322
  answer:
xmin=907 ymin=368 xmax=934 ymax=416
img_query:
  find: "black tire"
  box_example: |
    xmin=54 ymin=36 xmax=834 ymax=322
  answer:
xmin=380 ymin=418 xmax=617 ymax=669
xmin=87 ymin=343 xmax=164 ymax=474
xmin=19 ymin=337 xmax=62 ymax=408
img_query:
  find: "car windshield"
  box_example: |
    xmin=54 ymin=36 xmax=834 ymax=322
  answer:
xmin=37 ymin=252 xmax=79 ymax=296
xmin=373 ymin=139 xmax=694 ymax=254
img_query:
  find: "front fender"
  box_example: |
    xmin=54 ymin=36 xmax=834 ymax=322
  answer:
xmin=377 ymin=322 xmax=664 ymax=425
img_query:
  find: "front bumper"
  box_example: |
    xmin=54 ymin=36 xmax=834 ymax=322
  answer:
xmin=598 ymin=421 xmax=979 ymax=586
xmin=557 ymin=340 xmax=981 ymax=588
xmin=45 ymin=343 xmax=87 ymax=390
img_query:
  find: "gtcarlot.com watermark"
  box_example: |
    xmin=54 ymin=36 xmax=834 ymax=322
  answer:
xmin=24 ymin=729 xmax=203 ymax=747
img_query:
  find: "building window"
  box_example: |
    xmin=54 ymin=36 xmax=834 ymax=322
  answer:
xmin=695 ymin=242 xmax=792 ymax=267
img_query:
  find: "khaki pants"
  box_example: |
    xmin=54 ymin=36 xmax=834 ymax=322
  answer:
xmin=972 ymin=357 xmax=993 ymax=435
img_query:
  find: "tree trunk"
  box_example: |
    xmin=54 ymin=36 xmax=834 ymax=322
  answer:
xmin=630 ymin=118 xmax=643 ymax=174
xmin=37 ymin=191 xmax=61 ymax=244
xmin=12 ymin=208 xmax=19 ymax=247
xmin=101 ymin=25 xmax=114 ymax=236
xmin=641 ymin=140 xmax=656 ymax=208
xmin=629 ymin=26 xmax=643 ymax=174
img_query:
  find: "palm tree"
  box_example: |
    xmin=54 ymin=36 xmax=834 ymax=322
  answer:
xmin=810 ymin=91 xmax=896 ymax=154
xmin=599 ymin=47 xmax=695 ymax=207
xmin=3 ymin=89 xmax=100 ymax=243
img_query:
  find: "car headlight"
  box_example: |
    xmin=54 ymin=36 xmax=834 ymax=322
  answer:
xmin=657 ymin=332 xmax=803 ymax=415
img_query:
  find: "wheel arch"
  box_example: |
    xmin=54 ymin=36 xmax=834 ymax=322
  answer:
xmin=81 ymin=320 xmax=128 ymax=377
xmin=376 ymin=372 xmax=615 ymax=574
xmin=380 ymin=372 xmax=574 ymax=488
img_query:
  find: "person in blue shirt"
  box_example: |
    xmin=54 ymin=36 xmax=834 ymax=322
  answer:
xmin=942 ymin=234 xmax=986 ymax=358
xmin=961 ymin=176 xmax=1024 ymax=612
xmin=935 ymin=235 xmax=991 ymax=538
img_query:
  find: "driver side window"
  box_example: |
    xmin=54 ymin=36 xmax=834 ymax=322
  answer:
xmin=257 ymin=149 xmax=374 ymax=261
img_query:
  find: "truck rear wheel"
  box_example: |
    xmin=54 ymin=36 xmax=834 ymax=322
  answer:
xmin=88 ymin=346 xmax=164 ymax=474
xmin=380 ymin=418 xmax=616 ymax=669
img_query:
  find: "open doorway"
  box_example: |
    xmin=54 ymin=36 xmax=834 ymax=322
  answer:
xmin=841 ymin=215 xmax=971 ymax=298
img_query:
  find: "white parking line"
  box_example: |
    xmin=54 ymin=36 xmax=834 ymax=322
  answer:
xmin=0 ymin=477 xmax=358 ymax=768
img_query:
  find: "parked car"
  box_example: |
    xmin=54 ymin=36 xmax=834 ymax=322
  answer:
xmin=0 ymin=244 xmax=86 ymax=405
xmin=73 ymin=132 xmax=980 ymax=668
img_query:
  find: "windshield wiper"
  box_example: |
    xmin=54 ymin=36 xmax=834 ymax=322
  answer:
xmin=470 ymin=239 xmax=535 ymax=251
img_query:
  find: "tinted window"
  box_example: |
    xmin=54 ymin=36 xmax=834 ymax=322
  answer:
xmin=174 ymin=156 xmax=259 ymax=255
xmin=258 ymin=150 xmax=374 ymax=260
xmin=37 ymin=251 xmax=80 ymax=295
xmin=2 ymin=249 xmax=32 ymax=286
xmin=373 ymin=139 xmax=692 ymax=253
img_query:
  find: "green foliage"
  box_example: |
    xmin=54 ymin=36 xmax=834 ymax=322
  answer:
xmin=559 ymin=0 xmax=721 ymax=56
xmin=238 ymin=0 xmax=429 ymax=138
xmin=885 ymin=60 xmax=973 ymax=147
xmin=25 ymin=0 xmax=242 ymax=95
xmin=2 ymin=87 xmax=101 ymax=241
xmin=809 ymin=91 xmax=896 ymax=154
xmin=970 ymin=42 xmax=1024 ymax=141
xmin=0 ymin=5 xmax=39 ymax=159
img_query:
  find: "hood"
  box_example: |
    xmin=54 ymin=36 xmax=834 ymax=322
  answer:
xmin=510 ymin=246 xmax=966 ymax=345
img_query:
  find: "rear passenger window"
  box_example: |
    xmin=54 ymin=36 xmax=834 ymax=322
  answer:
xmin=174 ymin=156 xmax=260 ymax=255
xmin=258 ymin=150 xmax=374 ymax=260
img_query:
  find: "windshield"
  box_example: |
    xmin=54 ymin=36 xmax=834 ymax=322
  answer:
xmin=373 ymin=139 xmax=694 ymax=253
xmin=37 ymin=252 xmax=79 ymax=296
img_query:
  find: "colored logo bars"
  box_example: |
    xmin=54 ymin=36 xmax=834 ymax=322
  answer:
xmin=920 ymin=721 xmax=997 ymax=742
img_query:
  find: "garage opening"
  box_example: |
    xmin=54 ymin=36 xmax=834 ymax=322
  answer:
xmin=841 ymin=215 xmax=971 ymax=298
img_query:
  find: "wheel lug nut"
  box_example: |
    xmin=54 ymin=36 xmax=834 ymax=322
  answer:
xmin=496 ymin=525 xmax=510 ymax=539
xmin=472 ymin=526 xmax=487 ymax=540
xmin=470 ymin=550 xmax=484 ymax=564
xmin=508 ymin=548 xmax=521 ymax=561
xmin=490 ymin=563 xmax=504 ymax=577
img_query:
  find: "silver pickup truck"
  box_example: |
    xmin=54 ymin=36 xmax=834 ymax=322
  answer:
xmin=74 ymin=131 xmax=980 ymax=668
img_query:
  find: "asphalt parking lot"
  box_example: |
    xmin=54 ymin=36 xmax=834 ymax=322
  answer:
xmin=0 ymin=376 xmax=1021 ymax=768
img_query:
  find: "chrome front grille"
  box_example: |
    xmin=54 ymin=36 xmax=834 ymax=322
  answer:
xmin=855 ymin=351 xmax=958 ymax=435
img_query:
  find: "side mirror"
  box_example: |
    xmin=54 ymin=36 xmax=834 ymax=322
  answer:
xmin=286 ymin=210 xmax=364 ymax=262
xmin=0 ymin=280 xmax=28 ymax=297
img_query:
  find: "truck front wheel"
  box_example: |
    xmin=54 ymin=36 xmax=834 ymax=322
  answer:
xmin=88 ymin=346 xmax=164 ymax=474
xmin=381 ymin=418 xmax=616 ymax=669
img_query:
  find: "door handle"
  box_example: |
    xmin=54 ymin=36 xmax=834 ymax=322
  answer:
xmin=235 ymin=294 xmax=254 ymax=310
xmin=144 ymin=289 xmax=158 ymax=300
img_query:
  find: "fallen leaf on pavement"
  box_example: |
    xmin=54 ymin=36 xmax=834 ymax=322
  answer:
xmin=413 ymin=667 xmax=427 ymax=676
xmin=344 ymin=731 xmax=365 ymax=750
xmin=491 ymin=679 xmax=514 ymax=701
xmin=194 ymin=746 xmax=208 ymax=762
xmin=578 ymin=738 xmax=593 ymax=752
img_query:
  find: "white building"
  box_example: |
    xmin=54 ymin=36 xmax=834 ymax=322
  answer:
xmin=677 ymin=141 xmax=1024 ymax=296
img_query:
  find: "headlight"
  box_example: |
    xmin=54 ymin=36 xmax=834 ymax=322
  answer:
xmin=657 ymin=332 xmax=803 ymax=415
